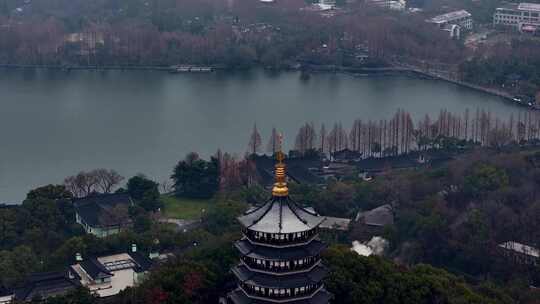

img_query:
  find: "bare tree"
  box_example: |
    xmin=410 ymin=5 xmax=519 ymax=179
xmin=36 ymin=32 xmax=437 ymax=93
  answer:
xmin=219 ymin=152 xmax=242 ymax=191
xmin=267 ymin=127 xmax=280 ymax=154
xmin=64 ymin=171 xmax=99 ymax=198
xmin=349 ymin=119 xmax=362 ymax=152
xmin=295 ymin=123 xmax=317 ymax=155
xmin=159 ymin=179 xmax=174 ymax=194
xmin=319 ymin=123 xmax=328 ymax=154
xmin=248 ymin=123 xmax=262 ymax=155
xmin=93 ymin=169 xmax=124 ymax=193
xmin=239 ymin=155 xmax=259 ymax=186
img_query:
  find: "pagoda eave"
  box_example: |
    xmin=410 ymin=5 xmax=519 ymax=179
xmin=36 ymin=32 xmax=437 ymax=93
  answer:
xmin=227 ymin=287 xmax=333 ymax=304
xmin=235 ymin=239 xmax=327 ymax=260
xmin=232 ymin=264 xmax=328 ymax=289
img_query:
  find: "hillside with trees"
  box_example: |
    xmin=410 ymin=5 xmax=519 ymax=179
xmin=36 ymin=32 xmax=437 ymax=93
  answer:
xmin=0 ymin=0 xmax=460 ymax=67
xmin=2 ymin=145 xmax=540 ymax=303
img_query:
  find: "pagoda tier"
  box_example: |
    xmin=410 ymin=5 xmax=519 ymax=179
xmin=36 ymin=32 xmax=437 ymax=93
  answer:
xmin=238 ymin=196 xmax=325 ymax=238
xmin=232 ymin=264 xmax=327 ymax=288
xmin=227 ymin=151 xmax=332 ymax=304
xmin=235 ymin=239 xmax=326 ymax=274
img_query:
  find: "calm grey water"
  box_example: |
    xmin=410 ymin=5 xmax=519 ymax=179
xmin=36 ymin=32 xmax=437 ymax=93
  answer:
xmin=0 ymin=69 xmax=521 ymax=203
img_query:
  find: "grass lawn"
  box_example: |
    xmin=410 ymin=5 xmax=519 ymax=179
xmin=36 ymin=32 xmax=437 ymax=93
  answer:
xmin=161 ymin=195 xmax=214 ymax=220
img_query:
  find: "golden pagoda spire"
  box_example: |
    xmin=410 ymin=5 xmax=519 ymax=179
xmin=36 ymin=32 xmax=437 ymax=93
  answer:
xmin=272 ymin=134 xmax=288 ymax=197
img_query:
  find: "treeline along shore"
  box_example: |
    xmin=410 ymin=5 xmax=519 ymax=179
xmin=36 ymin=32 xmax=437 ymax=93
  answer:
xmin=0 ymin=63 xmax=522 ymax=109
xmin=249 ymin=108 xmax=540 ymax=160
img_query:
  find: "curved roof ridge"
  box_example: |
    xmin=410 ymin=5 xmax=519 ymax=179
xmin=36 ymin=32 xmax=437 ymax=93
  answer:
xmin=238 ymin=194 xmax=326 ymax=234
xmin=279 ymin=197 xmax=284 ymax=230
xmin=286 ymin=198 xmax=309 ymax=225
xmin=243 ymin=197 xmax=272 ymax=215
xmin=247 ymin=199 xmax=276 ymax=227
xmin=288 ymin=196 xmax=319 ymax=216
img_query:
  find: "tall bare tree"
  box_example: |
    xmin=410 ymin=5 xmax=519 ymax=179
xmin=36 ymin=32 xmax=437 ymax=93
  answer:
xmin=349 ymin=119 xmax=362 ymax=152
xmin=64 ymin=171 xmax=99 ymax=198
xmin=319 ymin=123 xmax=328 ymax=154
xmin=247 ymin=123 xmax=262 ymax=155
xmin=65 ymin=169 xmax=123 ymax=197
xmin=295 ymin=123 xmax=317 ymax=155
xmin=267 ymin=127 xmax=280 ymax=154
xmin=93 ymin=169 xmax=124 ymax=193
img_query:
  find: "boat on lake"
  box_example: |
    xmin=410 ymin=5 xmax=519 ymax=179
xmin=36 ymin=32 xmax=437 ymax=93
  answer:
xmin=169 ymin=65 xmax=213 ymax=73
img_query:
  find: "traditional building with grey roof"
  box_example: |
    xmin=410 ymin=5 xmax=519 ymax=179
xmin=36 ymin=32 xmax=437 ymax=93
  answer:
xmin=74 ymin=193 xmax=134 ymax=238
xmin=11 ymin=271 xmax=81 ymax=302
xmin=68 ymin=245 xmax=153 ymax=298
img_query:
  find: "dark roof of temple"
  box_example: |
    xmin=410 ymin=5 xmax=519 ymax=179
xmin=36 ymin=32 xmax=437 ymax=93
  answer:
xmin=74 ymin=251 xmax=153 ymax=280
xmin=73 ymin=193 xmax=133 ymax=228
xmin=228 ymin=288 xmax=332 ymax=304
xmin=13 ymin=271 xmax=80 ymax=301
xmin=79 ymin=258 xmax=113 ymax=280
xmin=130 ymin=251 xmax=154 ymax=272
xmin=0 ymin=284 xmax=12 ymax=297
xmin=238 ymin=196 xmax=325 ymax=234
xmin=235 ymin=239 xmax=326 ymax=260
xmin=232 ymin=264 xmax=327 ymax=288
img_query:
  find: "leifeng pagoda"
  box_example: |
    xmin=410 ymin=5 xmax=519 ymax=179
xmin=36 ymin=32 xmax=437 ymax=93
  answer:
xmin=226 ymin=150 xmax=332 ymax=304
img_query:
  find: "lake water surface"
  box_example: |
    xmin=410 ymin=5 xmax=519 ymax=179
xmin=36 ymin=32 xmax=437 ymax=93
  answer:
xmin=0 ymin=69 xmax=521 ymax=202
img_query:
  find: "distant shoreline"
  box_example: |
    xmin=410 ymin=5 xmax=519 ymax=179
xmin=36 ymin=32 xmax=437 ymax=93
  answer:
xmin=0 ymin=63 xmax=524 ymax=107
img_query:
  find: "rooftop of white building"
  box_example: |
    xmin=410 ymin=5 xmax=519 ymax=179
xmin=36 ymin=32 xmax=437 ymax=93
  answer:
xmin=498 ymin=241 xmax=540 ymax=258
xmin=497 ymin=2 xmax=540 ymax=12
xmin=429 ymin=10 xmax=471 ymax=24
xmin=518 ymin=3 xmax=540 ymax=12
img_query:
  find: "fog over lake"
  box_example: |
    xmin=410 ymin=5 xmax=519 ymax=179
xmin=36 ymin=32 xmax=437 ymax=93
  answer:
xmin=0 ymin=68 xmax=521 ymax=203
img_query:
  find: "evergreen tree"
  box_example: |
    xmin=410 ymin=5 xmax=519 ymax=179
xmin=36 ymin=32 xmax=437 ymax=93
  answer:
xmin=172 ymin=153 xmax=219 ymax=199
xmin=127 ymin=174 xmax=162 ymax=212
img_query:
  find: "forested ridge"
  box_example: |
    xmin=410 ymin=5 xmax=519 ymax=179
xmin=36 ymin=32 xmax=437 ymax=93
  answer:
xmin=1 ymin=0 xmax=539 ymax=94
xmin=0 ymin=0 xmax=461 ymax=67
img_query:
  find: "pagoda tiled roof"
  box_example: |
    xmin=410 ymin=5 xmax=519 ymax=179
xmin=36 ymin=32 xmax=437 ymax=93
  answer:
xmin=238 ymin=196 xmax=325 ymax=234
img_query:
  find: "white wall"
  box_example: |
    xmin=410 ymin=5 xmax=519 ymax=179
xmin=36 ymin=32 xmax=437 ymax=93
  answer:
xmin=0 ymin=294 xmax=14 ymax=304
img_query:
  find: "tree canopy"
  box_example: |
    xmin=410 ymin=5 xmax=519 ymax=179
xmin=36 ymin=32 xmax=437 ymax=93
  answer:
xmin=172 ymin=153 xmax=219 ymax=199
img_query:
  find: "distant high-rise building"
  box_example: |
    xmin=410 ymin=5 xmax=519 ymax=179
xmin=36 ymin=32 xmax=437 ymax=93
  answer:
xmin=226 ymin=150 xmax=332 ymax=304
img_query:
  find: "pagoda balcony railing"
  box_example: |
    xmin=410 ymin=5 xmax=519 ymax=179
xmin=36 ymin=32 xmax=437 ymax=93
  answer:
xmin=238 ymin=283 xmax=324 ymax=303
xmin=243 ymin=229 xmax=319 ymax=248
xmin=240 ymin=257 xmax=320 ymax=275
